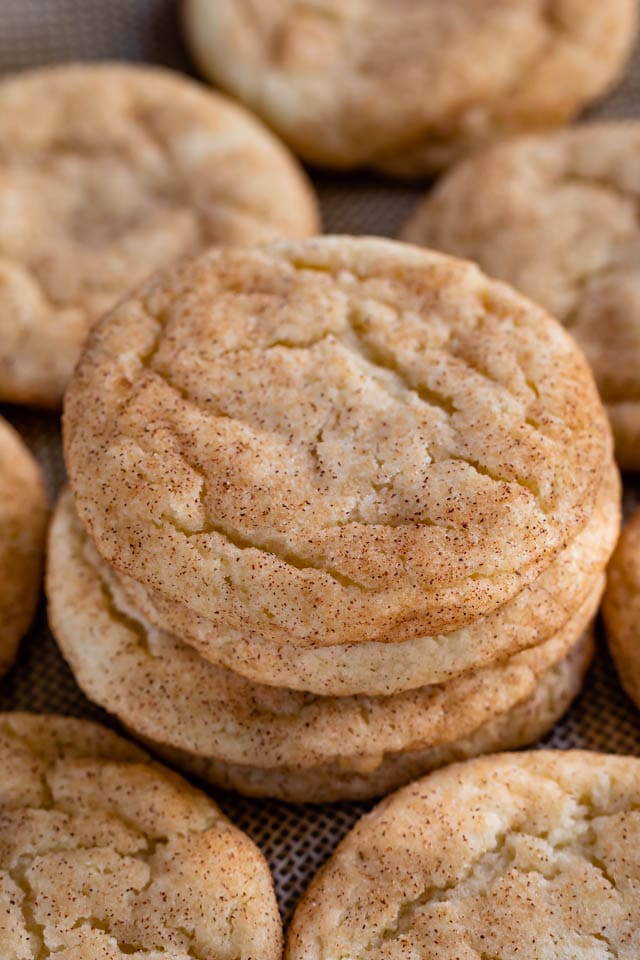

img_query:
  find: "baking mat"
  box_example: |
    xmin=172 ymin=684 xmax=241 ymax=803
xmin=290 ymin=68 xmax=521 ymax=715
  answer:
xmin=1 ymin=0 xmax=639 ymax=925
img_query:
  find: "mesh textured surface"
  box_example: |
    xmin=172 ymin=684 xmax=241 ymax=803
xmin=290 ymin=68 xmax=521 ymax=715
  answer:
xmin=1 ymin=0 xmax=639 ymax=924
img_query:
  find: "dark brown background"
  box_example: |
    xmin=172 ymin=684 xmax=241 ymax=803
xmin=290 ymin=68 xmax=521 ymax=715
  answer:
xmin=1 ymin=0 xmax=639 ymax=920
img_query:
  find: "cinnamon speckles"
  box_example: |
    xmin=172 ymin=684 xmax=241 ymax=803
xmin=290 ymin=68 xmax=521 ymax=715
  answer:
xmin=47 ymin=488 xmax=598 ymax=802
xmin=64 ymin=237 xmax=611 ymax=659
xmin=95 ymin=463 xmax=620 ymax=696
xmin=0 ymin=713 xmax=282 ymax=959
xmin=286 ymin=751 xmax=640 ymax=958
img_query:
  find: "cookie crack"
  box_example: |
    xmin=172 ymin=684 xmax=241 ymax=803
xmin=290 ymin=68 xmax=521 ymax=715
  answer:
xmin=357 ymin=827 xmax=513 ymax=956
xmin=160 ymin=500 xmax=368 ymax=592
xmin=447 ymin=454 xmax=544 ymax=509
xmin=161 ymin=449 xmax=369 ymax=592
xmin=5 ymin=863 xmax=49 ymax=959
xmin=98 ymin=580 xmax=153 ymax=657
xmin=354 ymin=800 xmax=634 ymax=959
xmin=344 ymin=307 xmax=546 ymax=507
xmin=3 ymin=831 xmax=225 ymax=958
xmin=146 ymin=352 xmax=458 ymax=532
xmin=119 ymin=425 xmax=369 ymax=592
xmin=345 ymin=304 xmax=458 ymax=419
xmin=447 ymin=340 xmax=546 ymax=436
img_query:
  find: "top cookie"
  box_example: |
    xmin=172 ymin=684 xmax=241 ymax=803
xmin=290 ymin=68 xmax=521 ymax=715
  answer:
xmin=182 ymin=0 xmax=637 ymax=173
xmin=287 ymin=750 xmax=640 ymax=959
xmin=64 ymin=237 xmax=610 ymax=650
xmin=0 ymin=712 xmax=282 ymax=959
xmin=401 ymin=123 xmax=640 ymax=469
xmin=0 ymin=62 xmax=319 ymax=407
xmin=0 ymin=416 xmax=48 ymax=676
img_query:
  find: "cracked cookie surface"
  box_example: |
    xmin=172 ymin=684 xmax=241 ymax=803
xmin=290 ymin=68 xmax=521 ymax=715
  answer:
xmin=89 ymin=461 xmax=619 ymax=694
xmin=0 ymin=417 xmax=48 ymax=678
xmin=603 ymin=507 xmax=640 ymax=710
xmin=0 ymin=62 xmax=319 ymax=407
xmin=0 ymin=713 xmax=282 ymax=960
xmin=401 ymin=123 xmax=640 ymax=468
xmin=64 ymin=237 xmax=611 ymax=651
xmin=48 ymin=489 xmax=599 ymax=784
xmin=182 ymin=0 xmax=636 ymax=173
xmin=286 ymin=750 xmax=640 ymax=957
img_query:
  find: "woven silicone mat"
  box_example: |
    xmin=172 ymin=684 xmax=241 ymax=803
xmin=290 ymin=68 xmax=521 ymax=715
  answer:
xmin=1 ymin=0 xmax=639 ymax=924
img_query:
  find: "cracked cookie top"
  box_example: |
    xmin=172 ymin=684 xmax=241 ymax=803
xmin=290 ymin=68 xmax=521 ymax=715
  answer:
xmin=47 ymin=488 xmax=602 ymax=771
xmin=104 ymin=461 xmax=619 ymax=694
xmin=64 ymin=237 xmax=611 ymax=649
xmin=0 ymin=62 xmax=319 ymax=407
xmin=401 ymin=123 xmax=640 ymax=467
xmin=182 ymin=0 xmax=636 ymax=172
xmin=286 ymin=750 xmax=640 ymax=959
xmin=0 ymin=713 xmax=282 ymax=960
xmin=603 ymin=507 xmax=640 ymax=709
xmin=0 ymin=418 xmax=48 ymax=678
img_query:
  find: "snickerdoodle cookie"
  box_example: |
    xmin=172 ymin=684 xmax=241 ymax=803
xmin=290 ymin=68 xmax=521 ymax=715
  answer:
xmin=64 ymin=238 xmax=611 ymax=669
xmin=182 ymin=0 xmax=637 ymax=173
xmin=48 ymin=490 xmax=598 ymax=802
xmin=603 ymin=507 xmax=640 ymax=709
xmin=401 ymin=123 xmax=640 ymax=468
xmin=0 ymin=62 xmax=319 ymax=407
xmin=93 ymin=460 xmax=620 ymax=695
xmin=0 ymin=712 xmax=282 ymax=959
xmin=0 ymin=417 xmax=47 ymax=677
xmin=286 ymin=751 xmax=640 ymax=956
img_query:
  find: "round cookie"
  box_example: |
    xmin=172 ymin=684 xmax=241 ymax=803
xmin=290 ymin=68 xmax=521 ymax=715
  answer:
xmin=0 ymin=62 xmax=319 ymax=407
xmin=286 ymin=751 xmax=640 ymax=956
xmin=603 ymin=507 xmax=640 ymax=708
xmin=401 ymin=123 xmax=640 ymax=468
xmin=111 ymin=462 xmax=620 ymax=694
xmin=48 ymin=489 xmax=598 ymax=800
xmin=0 ymin=712 xmax=282 ymax=959
xmin=0 ymin=417 xmax=48 ymax=676
xmin=64 ymin=237 xmax=611 ymax=660
xmin=182 ymin=0 xmax=637 ymax=173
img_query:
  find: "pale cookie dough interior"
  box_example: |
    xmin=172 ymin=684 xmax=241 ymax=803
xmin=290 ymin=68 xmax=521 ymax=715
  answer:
xmin=112 ymin=461 xmax=619 ymax=694
xmin=286 ymin=751 xmax=640 ymax=956
xmin=603 ymin=507 xmax=640 ymax=708
xmin=0 ymin=62 xmax=319 ymax=407
xmin=183 ymin=0 xmax=637 ymax=173
xmin=401 ymin=123 xmax=640 ymax=468
xmin=47 ymin=488 xmax=602 ymax=774
xmin=0 ymin=417 xmax=48 ymax=677
xmin=0 ymin=712 xmax=282 ymax=960
xmin=64 ymin=237 xmax=611 ymax=654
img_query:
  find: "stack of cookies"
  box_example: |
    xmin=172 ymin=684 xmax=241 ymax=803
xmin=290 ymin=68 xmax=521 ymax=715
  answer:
xmin=48 ymin=236 xmax=620 ymax=803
